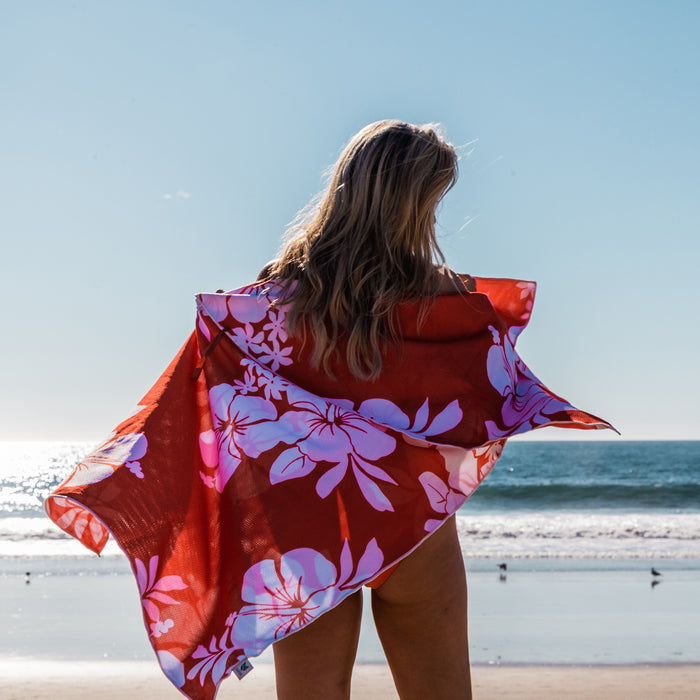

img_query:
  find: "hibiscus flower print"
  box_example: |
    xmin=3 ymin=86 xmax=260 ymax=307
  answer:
xmin=64 ymin=432 xmax=148 ymax=487
xmin=484 ymin=325 xmax=572 ymax=440
xmin=232 ymin=540 xmax=383 ymax=655
xmin=187 ymin=614 xmax=245 ymax=687
xmin=151 ymin=618 xmax=174 ymax=638
xmin=238 ymin=358 xmax=290 ymax=400
xmin=226 ymin=294 xmax=269 ymax=324
xmin=232 ymin=366 xmax=258 ymax=395
xmin=234 ymin=548 xmax=334 ymax=652
xmin=44 ymin=495 xmax=108 ymax=553
xmin=269 ymin=391 xmax=398 ymax=511
xmin=420 ymin=441 xmax=506 ymax=531
xmin=208 ymin=384 xmax=281 ymax=491
xmin=256 ymin=367 xmax=288 ymax=401
xmin=357 ymin=397 xmax=463 ymax=439
xmin=134 ymin=555 xmax=188 ymax=640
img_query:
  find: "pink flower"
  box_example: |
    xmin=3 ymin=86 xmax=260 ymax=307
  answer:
xmin=358 ymin=397 xmax=462 ymax=438
xmin=263 ymin=309 xmax=288 ymax=343
xmin=419 ymin=441 xmax=506 ymax=531
xmin=187 ymin=615 xmax=243 ymax=687
xmin=256 ymin=368 xmax=288 ymax=400
xmin=208 ymin=385 xmax=280 ymax=491
xmin=197 ymin=294 xmax=230 ymax=323
xmin=233 ymin=367 xmax=258 ymax=395
xmin=484 ymin=325 xmax=571 ymax=440
xmin=233 ymin=548 xmax=335 ymax=653
xmin=48 ymin=496 xmax=107 ymax=551
xmin=231 ymin=324 xmax=264 ymax=355
xmin=419 ymin=471 xmax=466 ymax=515
xmin=134 ymin=555 xmax=187 ymax=635
xmin=232 ymin=540 xmax=383 ymax=655
xmin=257 ymin=339 xmax=293 ymax=371
xmin=227 ymin=295 xmax=269 ymax=324
xmin=151 ymin=619 xmax=174 ymax=638
xmin=270 ymin=392 xmax=397 ymax=511
xmin=65 ymin=432 xmax=148 ymax=486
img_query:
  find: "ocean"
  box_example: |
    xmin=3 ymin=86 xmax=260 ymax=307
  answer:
xmin=1 ymin=439 xmax=699 ymax=561
xmin=2 ymin=439 xmax=700 ymax=666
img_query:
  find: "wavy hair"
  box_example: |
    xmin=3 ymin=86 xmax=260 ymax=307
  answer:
xmin=261 ymin=120 xmax=459 ymax=380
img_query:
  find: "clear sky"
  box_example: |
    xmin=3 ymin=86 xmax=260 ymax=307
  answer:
xmin=1 ymin=0 xmax=698 ymax=441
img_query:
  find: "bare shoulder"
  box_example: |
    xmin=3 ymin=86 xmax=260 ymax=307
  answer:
xmin=435 ymin=266 xmax=475 ymax=293
xmin=459 ymin=273 xmax=476 ymax=292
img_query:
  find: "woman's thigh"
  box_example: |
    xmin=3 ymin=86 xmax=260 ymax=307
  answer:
xmin=371 ymin=516 xmax=472 ymax=700
xmin=273 ymin=589 xmax=363 ymax=700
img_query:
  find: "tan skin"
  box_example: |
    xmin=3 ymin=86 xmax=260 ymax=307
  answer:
xmin=273 ymin=516 xmax=471 ymax=700
xmin=273 ymin=271 xmax=472 ymax=700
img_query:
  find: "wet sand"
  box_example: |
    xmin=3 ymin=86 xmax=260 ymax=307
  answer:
xmin=1 ymin=660 xmax=699 ymax=699
xmin=3 ymin=558 xmax=699 ymax=698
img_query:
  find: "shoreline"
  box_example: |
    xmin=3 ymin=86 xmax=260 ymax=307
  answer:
xmin=3 ymin=558 xmax=699 ymax=696
xmin=3 ymin=558 xmax=699 ymax=666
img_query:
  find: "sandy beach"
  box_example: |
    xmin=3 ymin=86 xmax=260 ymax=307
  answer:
xmin=1 ymin=660 xmax=699 ymax=699
xmin=3 ymin=555 xmax=700 ymax=699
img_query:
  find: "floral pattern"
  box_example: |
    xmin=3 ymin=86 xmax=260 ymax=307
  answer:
xmin=199 ymin=290 xmax=295 ymax=373
xmin=45 ymin=276 xmax=612 ymax=700
xmin=420 ymin=440 xmax=505 ymax=531
xmin=208 ymin=387 xmax=280 ymax=492
xmin=135 ymin=555 xmax=188 ymax=640
xmin=271 ymin=390 xmax=398 ymax=510
xmin=484 ymin=324 xmax=574 ymax=440
xmin=187 ymin=614 xmax=245 ymax=687
xmin=232 ymin=539 xmax=383 ymax=654
xmin=43 ymin=495 xmax=108 ymax=553
xmin=65 ymin=432 xmax=148 ymax=486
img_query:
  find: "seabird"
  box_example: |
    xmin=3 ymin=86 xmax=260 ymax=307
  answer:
xmin=498 ymin=563 xmax=507 ymax=571
xmin=651 ymin=567 xmax=662 ymax=577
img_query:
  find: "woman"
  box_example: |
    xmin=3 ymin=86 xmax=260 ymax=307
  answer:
xmin=46 ymin=120 xmax=612 ymax=700
xmin=261 ymin=120 xmax=474 ymax=700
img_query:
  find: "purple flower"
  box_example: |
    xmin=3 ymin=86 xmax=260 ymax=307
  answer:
xmin=257 ymin=339 xmax=293 ymax=371
xmin=262 ymin=309 xmax=288 ymax=343
xmin=484 ymin=325 xmax=571 ymax=439
xmin=231 ymin=324 xmax=264 ymax=355
xmin=208 ymin=385 xmax=280 ymax=491
xmin=270 ymin=392 xmax=397 ymax=511
xmin=232 ymin=548 xmax=337 ymax=654
xmin=66 ymin=432 xmax=148 ymax=486
xmin=232 ymin=540 xmax=383 ymax=655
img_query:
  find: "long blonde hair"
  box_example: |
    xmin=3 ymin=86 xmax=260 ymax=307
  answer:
xmin=261 ymin=120 xmax=458 ymax=380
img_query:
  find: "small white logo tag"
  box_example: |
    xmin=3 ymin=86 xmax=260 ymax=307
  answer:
xmin=233 ymin=657 xmax=253 ymax=680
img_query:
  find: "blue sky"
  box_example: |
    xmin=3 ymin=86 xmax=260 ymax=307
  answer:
xmin=1 ymin=0 xmax=698 ymax=440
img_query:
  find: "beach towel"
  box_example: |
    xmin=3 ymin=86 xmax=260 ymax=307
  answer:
xmin=45 ymin=276 xmax=613 ymax=700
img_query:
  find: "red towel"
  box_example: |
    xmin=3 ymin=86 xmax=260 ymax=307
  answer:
xmin=45 ymin=276 xmax=612 ymax=699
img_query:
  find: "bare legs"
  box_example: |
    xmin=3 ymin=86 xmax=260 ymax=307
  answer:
xmin=371 ymin=516 xmax=472 ymax=699
xmin=273 ymin=589 xmax=363 ymax=700
xmin=273 ymin=515 xmax=471 ymax=699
